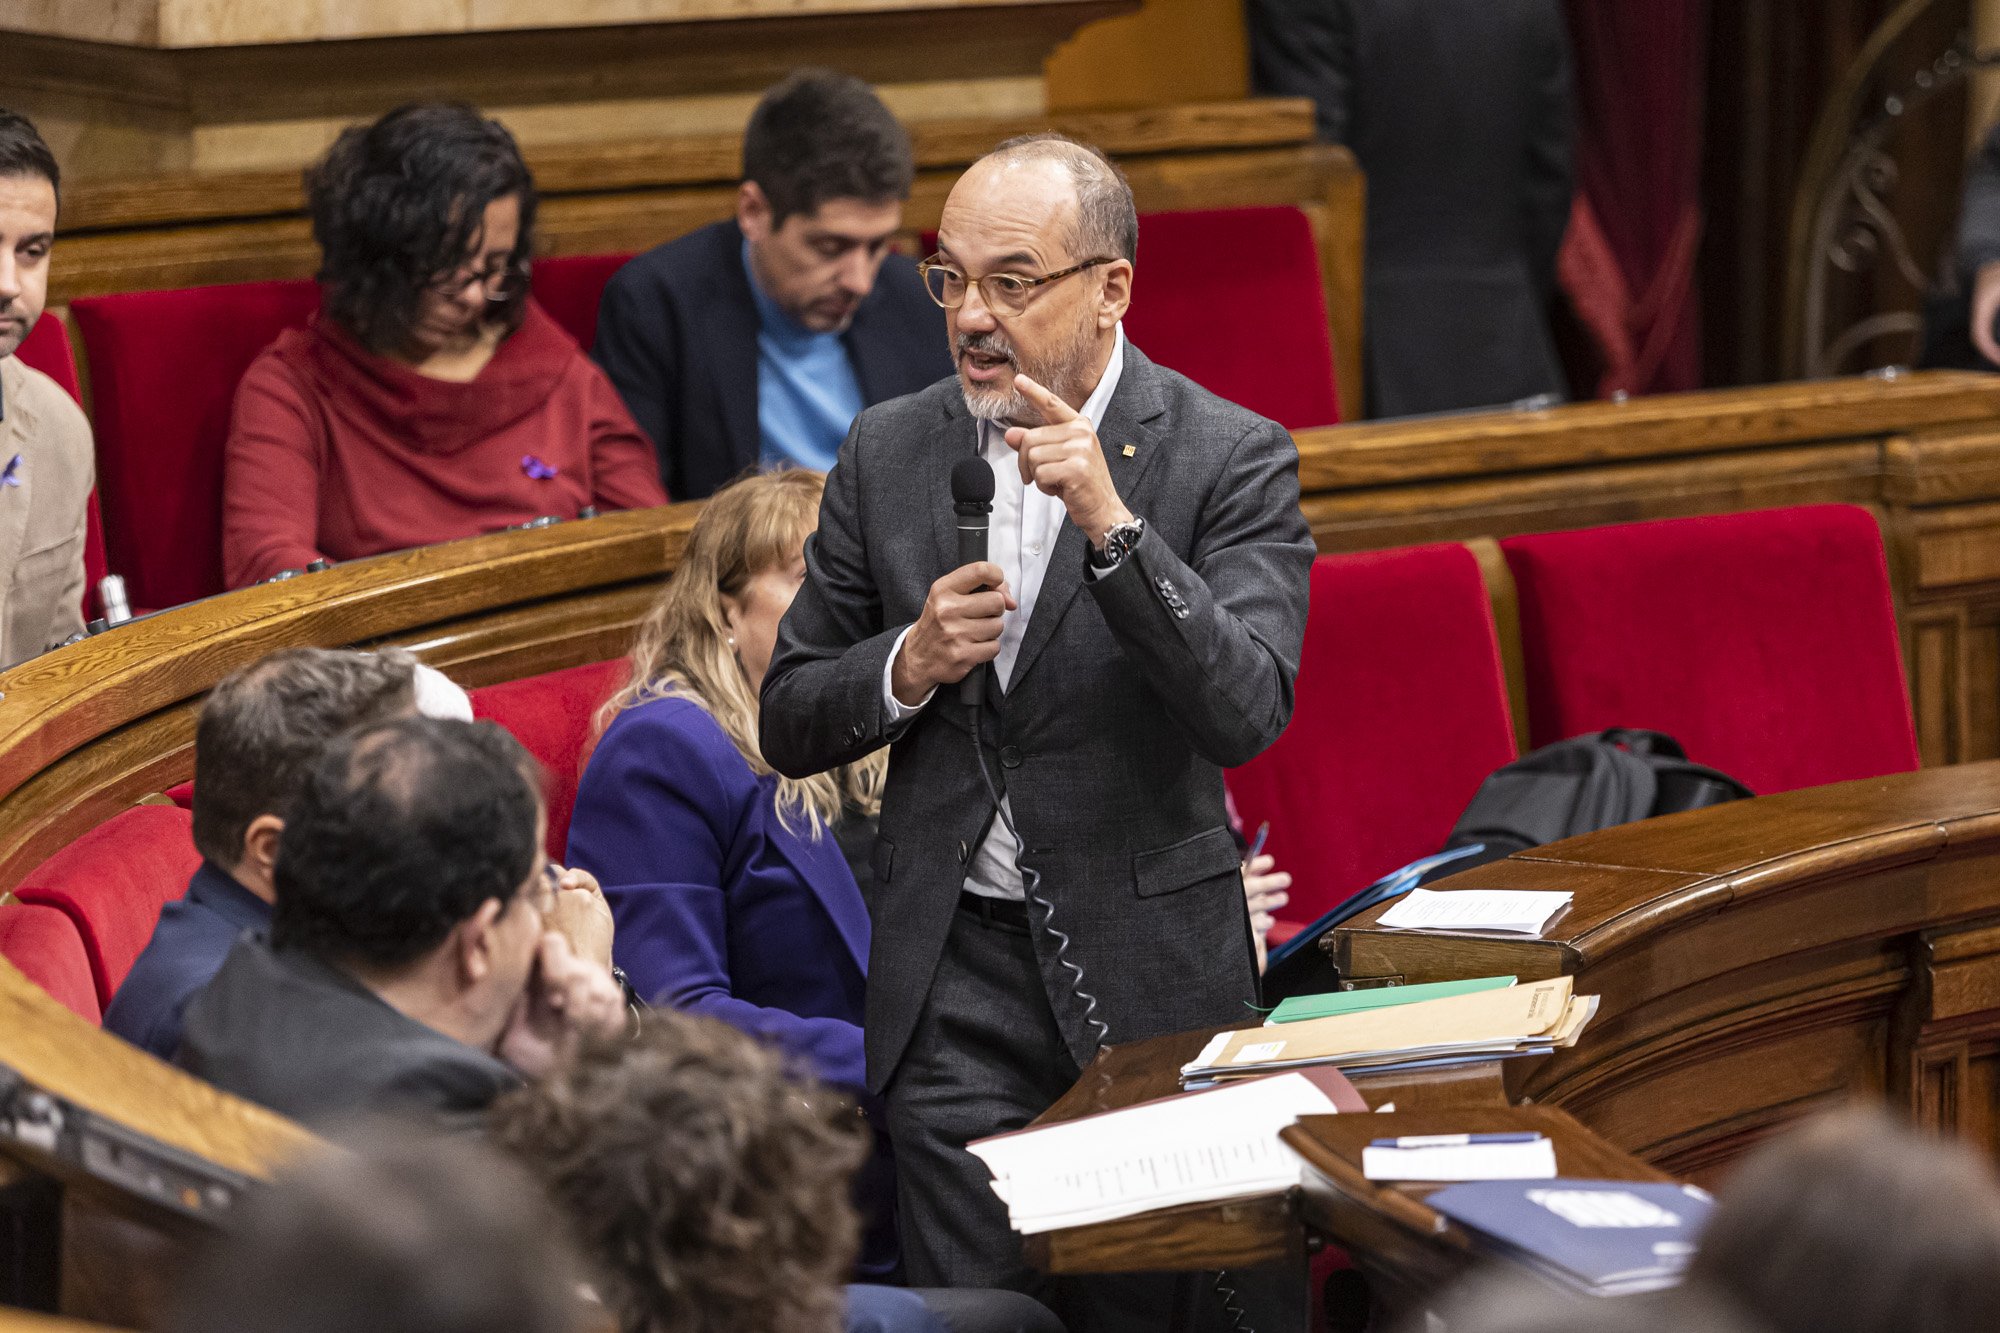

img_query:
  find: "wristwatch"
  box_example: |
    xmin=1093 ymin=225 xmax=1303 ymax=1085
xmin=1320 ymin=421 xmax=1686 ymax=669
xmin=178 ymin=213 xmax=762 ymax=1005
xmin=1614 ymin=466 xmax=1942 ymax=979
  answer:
xmin=1088 ymin=517 xmax=1146 ymax=571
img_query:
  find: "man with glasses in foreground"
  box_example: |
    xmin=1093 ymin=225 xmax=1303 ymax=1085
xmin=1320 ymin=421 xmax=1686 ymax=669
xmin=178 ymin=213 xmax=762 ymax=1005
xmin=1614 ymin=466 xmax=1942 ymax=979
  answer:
xmin=177 ymin=715 xmax=627 ymax=1131
xmin=763 ymin=134 xmax=1314 ymax=1327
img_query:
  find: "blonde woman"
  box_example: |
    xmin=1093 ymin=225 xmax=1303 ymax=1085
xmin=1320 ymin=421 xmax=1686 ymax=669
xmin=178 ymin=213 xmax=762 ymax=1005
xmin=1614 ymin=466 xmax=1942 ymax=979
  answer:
xmin=570 ymin=468 xmax=881 ymax=1085
xmin=565 ymin=468 xmax=897 ymax=1274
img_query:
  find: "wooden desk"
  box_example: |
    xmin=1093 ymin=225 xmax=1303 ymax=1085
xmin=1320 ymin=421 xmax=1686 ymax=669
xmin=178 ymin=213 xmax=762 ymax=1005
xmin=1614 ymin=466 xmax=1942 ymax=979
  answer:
xmin=1327 ymin=762 xmax=2000 ymax=1179
xmin=1023 ymin=1026 xmax=1513 ymax=1278
xmin=0 ymin=960 xmax=319 ymax=1324
xmin=1283 ymin=1107 xmax=1671 ymax=1305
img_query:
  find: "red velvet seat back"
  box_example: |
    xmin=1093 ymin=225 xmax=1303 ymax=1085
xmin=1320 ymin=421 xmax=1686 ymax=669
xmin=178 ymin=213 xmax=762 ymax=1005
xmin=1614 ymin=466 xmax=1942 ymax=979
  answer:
xmin=12 ymin=804 xmax=202 ymax=1009
xmin=470 ymin=659 xmax=629 ymax=857
xmin=0 ymin=901 xmax=101 ymax=1023
xmin=70 ymin=281 xmax=321 ymax=611
xmin=1121 ymin=206 xmax=1341 ymax=429
xmin=531 ymin=253 xmax=635 ymax=351
xmin=13 ymin=313 xmax=108 ymax=617
xmin=1225 ymin=545 xmax=1518 ymax=927
xmin=1501 ymin=505 xmax=1919 ymax=794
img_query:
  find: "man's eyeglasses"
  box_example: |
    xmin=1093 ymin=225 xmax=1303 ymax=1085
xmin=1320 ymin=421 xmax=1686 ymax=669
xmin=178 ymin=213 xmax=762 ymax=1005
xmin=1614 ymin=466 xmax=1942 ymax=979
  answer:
xmin=428 ymin=258 xmax=529 ymax=303
xmin=917 ymin=255 xmax=1115 ymax=317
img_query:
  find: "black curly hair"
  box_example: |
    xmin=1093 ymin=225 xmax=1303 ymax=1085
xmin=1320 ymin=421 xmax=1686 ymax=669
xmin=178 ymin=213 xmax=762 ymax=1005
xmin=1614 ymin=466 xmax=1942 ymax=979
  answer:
xmin=305 ymin=102 xmax=537 ymax=354
xmin=271 ymin=716 xmax=543 ymax=970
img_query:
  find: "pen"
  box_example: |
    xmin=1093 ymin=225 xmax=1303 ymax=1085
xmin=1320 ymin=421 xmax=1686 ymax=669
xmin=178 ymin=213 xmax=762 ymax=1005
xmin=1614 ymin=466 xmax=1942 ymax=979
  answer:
xmin=1245 ymin=821 xmax=1270 ymax=864
xmin=1368 ymin=1133 xmax=1546 ymax=1149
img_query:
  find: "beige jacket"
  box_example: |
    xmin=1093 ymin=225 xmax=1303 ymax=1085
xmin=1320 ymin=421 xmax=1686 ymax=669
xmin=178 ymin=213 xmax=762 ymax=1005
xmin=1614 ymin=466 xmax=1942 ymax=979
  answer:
xmin=0 ymin=354 xmax=93 ymax=670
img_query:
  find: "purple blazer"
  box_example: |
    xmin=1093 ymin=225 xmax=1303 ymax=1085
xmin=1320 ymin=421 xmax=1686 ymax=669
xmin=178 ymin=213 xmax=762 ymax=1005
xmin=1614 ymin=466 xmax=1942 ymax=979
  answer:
xmin=568 ymin=694 xmax=871 ymax=1089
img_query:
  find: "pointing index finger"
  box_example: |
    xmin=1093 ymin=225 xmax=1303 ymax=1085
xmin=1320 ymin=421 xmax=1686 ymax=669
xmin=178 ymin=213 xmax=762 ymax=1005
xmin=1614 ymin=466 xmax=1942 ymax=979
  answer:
xmin=1013 ymin=372 xmax=1079 ymax=425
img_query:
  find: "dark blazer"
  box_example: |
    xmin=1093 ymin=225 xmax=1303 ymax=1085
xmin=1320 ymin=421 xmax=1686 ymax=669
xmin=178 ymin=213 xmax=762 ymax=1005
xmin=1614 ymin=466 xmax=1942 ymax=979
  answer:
xmin=1249 ymin=0 xmax=1574 ymax=417
xmin=567 ymin=695 xmax=871 ymax=1090
xmin=593 ymin=220 xmax=953 ymax=499
xmin=177 ymin=936 xmax=519 ymax=1130
xmin=104 ymin=860 xmax=270 ymax=1061
xmin=760 ymin=345 xmax=1315 ymax=1090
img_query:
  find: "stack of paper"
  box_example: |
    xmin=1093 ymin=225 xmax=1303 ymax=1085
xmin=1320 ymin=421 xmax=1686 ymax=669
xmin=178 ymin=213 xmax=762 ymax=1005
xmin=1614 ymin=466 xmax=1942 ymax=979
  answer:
xmin=1266 ymin=976 xmax=1517 ymax=1025
xmin=1375 ymin=889 xmax=1572 ymax=935
xmin=1427 ymin=1179 xmax=1714 ymax=1296
xmin=968 ymin=1073 xmax=1345 ymax=1235
xmin=1181 ymin=976 xmax=1597 ymax=1086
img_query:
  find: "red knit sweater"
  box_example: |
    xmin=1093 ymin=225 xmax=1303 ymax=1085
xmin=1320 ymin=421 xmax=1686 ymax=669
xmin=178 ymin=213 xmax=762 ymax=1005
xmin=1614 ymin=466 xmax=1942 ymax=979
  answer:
xmin=222 ymin=300 xmax=667 ymax=588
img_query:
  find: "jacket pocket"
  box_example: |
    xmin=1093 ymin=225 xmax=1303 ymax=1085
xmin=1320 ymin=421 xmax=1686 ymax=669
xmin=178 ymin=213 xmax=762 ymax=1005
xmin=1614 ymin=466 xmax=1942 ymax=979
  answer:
xmin=1131 ymin=826 xmax=1239 ymax=898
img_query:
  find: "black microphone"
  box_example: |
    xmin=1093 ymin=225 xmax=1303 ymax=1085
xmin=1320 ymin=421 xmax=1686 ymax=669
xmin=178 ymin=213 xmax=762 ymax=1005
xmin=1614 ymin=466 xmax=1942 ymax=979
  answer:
xmin=951 ymin=457 xmax=995 ymax=708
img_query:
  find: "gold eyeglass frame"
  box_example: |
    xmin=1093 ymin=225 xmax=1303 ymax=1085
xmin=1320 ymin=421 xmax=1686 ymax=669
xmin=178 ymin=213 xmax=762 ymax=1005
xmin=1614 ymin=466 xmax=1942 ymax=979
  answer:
xmin=917 ymin=255 xmax=1116 ymax=315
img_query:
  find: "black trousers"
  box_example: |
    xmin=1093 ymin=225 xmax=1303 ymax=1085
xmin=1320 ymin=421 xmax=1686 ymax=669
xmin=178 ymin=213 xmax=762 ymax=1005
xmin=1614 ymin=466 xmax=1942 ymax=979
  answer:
xmin=885 ymin=902 xmax=1201 ymax=1333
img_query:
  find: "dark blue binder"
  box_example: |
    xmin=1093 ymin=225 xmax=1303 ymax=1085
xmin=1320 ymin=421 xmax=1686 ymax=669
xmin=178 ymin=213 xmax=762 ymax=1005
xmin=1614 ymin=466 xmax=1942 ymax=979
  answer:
xmin=1427 ymin=1178 xmax=1714 ymax=1296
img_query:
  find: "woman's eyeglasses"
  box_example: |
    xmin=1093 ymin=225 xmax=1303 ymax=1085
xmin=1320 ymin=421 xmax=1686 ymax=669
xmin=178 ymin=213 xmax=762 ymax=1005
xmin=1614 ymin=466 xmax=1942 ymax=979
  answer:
xmin=428 ymin=259 xmax=529 ymax=303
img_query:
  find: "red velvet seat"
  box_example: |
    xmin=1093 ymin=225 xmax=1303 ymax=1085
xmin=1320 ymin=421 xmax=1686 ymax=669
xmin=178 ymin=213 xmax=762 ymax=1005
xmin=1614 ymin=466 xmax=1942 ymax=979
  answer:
xmin=531 ymin=253 xmax=635 ymax=351
xmin=1118 ymin=206 xmax=1341 ymax=430
xmin=70 ymin=281 xmax=321 ymax=611
xmin=470 ymin=659 xmax=629 ymax=857
xmin=14 ymin=312 xmax=109 ymax=620
xmin=11 ymin=804 xmax=202 ymax=1010
xmin=0 ymin=900 xmax=101 ymax=1023
xmin=1500 ymin=505 xmax=1920 ymax=794
xmin=1225 ymin=544 xmax=1518 ymax=933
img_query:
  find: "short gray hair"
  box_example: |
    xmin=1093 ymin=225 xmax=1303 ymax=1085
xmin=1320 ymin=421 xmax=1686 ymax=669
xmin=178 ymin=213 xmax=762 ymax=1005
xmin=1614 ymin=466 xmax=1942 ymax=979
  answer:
xmin=985 ymin=132 xmax=1138 ymax=263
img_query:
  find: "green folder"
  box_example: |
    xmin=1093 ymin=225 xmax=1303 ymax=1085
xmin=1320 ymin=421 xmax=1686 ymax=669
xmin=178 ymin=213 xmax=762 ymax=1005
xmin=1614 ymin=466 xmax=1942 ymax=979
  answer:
xmin=1266 ymin=975 xmax=1518 ymax=1025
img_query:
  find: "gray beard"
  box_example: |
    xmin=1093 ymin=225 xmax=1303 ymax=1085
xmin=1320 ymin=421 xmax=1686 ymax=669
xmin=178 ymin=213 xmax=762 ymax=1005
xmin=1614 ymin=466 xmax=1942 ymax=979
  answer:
xmin=957 ymin=323 xmax=1097 ymax=425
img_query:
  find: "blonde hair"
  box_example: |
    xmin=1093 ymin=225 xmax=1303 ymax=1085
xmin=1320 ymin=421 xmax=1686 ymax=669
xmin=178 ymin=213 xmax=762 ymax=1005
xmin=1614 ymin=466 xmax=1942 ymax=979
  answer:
xmin=601 ymin=469 xmax=884 ymax=835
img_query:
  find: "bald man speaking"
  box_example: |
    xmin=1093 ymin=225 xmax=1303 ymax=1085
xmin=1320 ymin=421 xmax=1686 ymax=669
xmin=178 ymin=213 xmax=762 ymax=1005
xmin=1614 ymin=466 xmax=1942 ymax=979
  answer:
xmin=762 ymin=134 xmax=1313 ymax=1322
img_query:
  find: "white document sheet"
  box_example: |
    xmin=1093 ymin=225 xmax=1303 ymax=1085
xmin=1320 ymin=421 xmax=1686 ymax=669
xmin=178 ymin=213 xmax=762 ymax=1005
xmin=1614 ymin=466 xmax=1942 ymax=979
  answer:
xmin=1362 ymin=1136 xmax=1559 ymax=1182
xmin=968 ymin=1072 xmax=1340 ymax=1235
xmin=1375 ymin=888 xmax=1573 ymax=935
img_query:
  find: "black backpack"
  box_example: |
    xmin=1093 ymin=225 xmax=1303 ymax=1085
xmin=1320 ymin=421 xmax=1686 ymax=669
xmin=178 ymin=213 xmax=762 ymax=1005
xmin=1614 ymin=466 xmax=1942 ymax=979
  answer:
xmin=1441 ymin=728 xmax=1752 ymax=872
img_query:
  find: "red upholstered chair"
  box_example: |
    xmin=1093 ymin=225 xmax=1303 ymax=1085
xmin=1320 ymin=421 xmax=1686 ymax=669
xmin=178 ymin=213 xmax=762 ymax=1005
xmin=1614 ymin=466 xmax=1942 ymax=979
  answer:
xmin=11 ymin=804 xmax=202 ymax=1010
xmin=0 ymin=900 xmax=101 ymax=1023
xmin=13 ymin=312 xmax=110 ymax=619
xmin=531 ymin=253 xmax=635 ymax=351
xmin=1121 ymin=206 xmax=1340 ymax=430
xmin=470 ymin=659 xmax=630 ymax=857
xmin=70 ymin=280 xmax=321 ymax=611
xmin=1225 ymin=544 xmax=1518 ymax=936
xmin=1500 ymin=505 xmax=1919 ymax=795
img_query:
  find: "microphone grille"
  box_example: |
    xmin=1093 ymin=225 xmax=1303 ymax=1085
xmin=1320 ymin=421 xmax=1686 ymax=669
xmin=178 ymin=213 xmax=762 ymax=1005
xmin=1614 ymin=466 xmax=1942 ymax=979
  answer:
xmin=951 ymin=457 xmax=995 ymax=506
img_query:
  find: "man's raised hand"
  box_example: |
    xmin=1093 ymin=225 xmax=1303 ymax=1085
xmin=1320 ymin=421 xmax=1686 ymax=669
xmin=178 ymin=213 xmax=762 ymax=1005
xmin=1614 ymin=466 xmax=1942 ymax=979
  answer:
xmin=1003 ymin=373 xmax=1131 ymax=545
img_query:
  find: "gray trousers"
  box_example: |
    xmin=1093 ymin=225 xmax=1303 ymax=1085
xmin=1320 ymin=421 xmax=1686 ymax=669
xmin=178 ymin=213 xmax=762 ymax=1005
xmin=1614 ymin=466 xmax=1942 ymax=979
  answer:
xmin=885 ymin=903 xmax=1196 ymax=1333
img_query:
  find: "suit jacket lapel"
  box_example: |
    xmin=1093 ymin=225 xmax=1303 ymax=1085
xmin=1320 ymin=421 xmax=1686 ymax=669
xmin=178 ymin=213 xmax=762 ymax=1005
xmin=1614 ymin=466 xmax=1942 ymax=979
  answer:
xmin=1007 ymin=347 xmax=1169 ymax=691
xmin=711 ymin=249 xmax=764 ymax=476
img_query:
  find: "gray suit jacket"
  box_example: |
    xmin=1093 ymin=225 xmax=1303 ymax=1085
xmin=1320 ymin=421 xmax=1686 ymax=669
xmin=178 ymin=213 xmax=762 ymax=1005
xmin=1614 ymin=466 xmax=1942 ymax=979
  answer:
xmin=761 ymin=344 xmax=1314 ymax=1089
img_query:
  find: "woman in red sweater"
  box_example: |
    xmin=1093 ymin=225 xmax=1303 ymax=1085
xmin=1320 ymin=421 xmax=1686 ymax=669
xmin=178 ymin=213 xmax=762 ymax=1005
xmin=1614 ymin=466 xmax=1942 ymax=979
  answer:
xmin=222 ymin=103 xmax=667 ymax=588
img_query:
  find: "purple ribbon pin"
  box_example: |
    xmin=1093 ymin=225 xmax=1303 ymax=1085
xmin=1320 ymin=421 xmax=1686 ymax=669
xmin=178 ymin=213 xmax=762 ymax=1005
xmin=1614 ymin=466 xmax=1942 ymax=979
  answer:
xmin=0 ymin=454 xmax=20 ymax=488
xmin=521 ymin=454 xmax=558 ymax=481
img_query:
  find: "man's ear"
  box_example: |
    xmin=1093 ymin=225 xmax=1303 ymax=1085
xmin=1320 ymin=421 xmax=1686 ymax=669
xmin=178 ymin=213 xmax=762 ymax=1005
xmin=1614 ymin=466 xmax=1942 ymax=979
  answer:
xmin=241 ymin=814 xmax=284 ymax=879
xmin=737 ymin=181 xmax=773 ymax=244
xmin=1098 ymin=259 xmax=1133 ymax=329
xmin=456 ymin=898 xmax=509 ymax=987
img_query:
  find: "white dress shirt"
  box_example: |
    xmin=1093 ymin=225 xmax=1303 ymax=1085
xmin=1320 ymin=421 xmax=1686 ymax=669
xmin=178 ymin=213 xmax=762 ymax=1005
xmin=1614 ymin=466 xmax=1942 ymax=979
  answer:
xmin=882 ymin=324 xmax=1128 ymax=899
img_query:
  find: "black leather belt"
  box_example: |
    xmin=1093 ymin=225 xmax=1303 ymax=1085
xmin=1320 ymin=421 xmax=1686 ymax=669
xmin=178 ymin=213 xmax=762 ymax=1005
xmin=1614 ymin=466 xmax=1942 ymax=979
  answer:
xmin=957 ymin=889 xmax=1031 ymax=932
